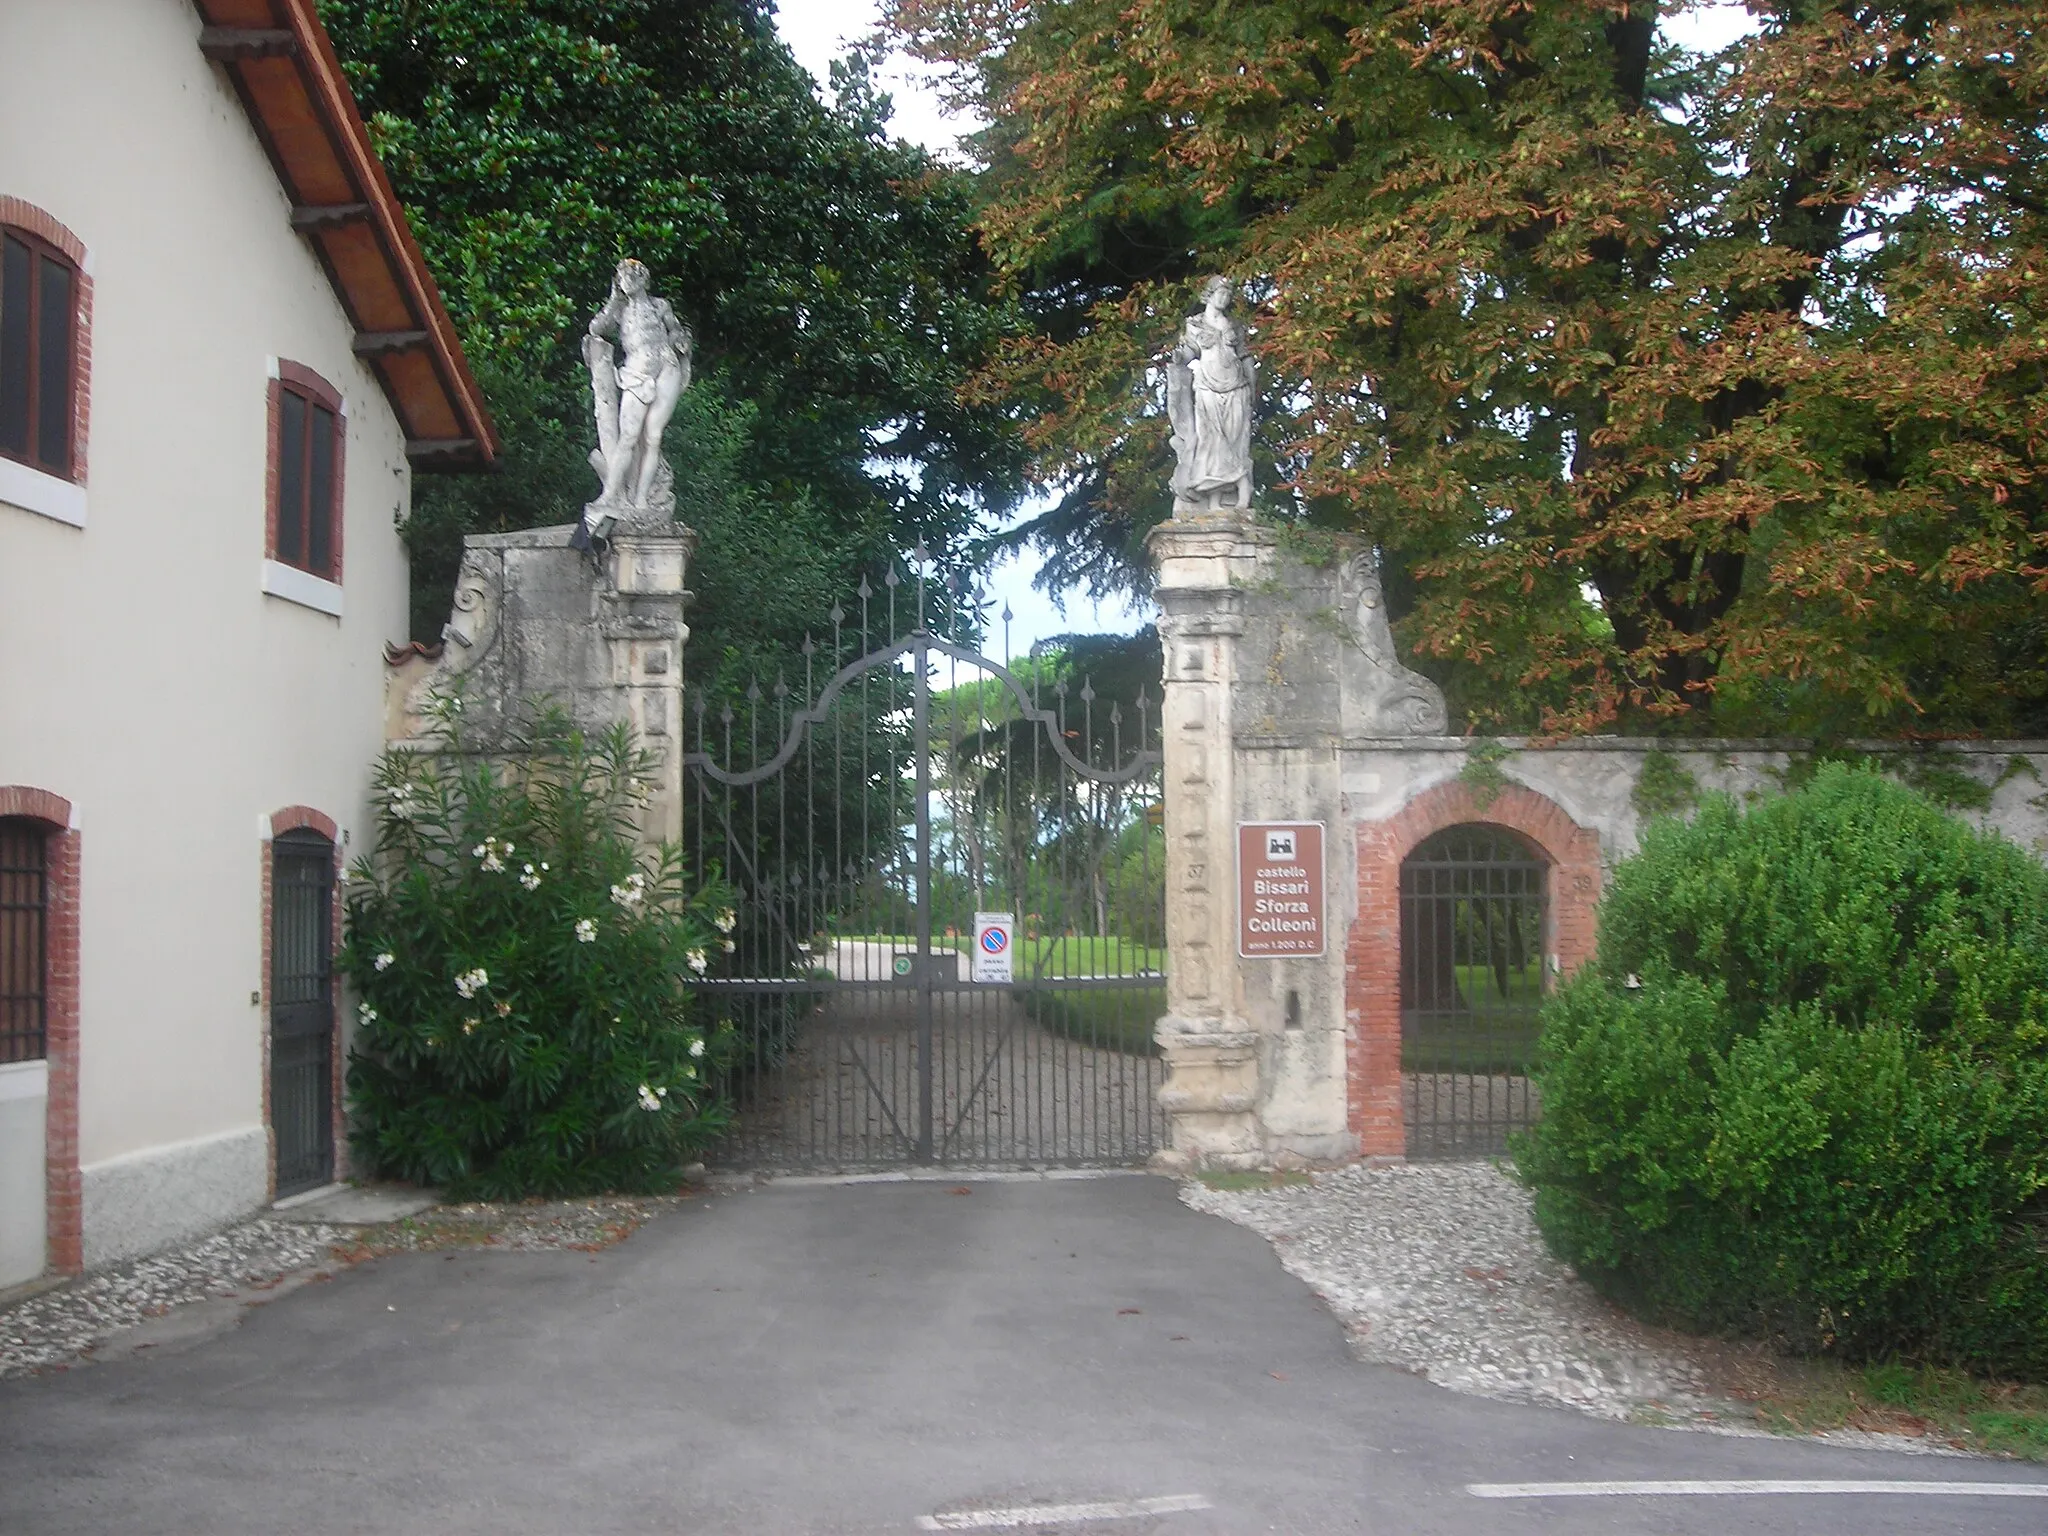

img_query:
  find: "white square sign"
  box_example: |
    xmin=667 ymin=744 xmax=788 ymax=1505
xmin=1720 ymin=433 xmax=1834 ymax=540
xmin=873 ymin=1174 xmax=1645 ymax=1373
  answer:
xmin=971 ymin=911 xmax=1016 ymax=984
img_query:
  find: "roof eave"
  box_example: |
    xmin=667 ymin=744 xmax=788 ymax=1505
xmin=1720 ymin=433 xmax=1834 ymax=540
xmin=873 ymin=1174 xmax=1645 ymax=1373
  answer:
xmin=193 ymin=0 xmax=498 ymax=470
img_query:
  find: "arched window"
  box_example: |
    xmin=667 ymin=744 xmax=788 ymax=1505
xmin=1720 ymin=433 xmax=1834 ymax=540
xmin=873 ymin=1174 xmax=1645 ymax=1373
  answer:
xmin=268 ymin=363 xmax=345 ymax=586
xmin=0 ymin=225 xmax=80 ymax=482
xmin=0 ymin=817 xmax=49 ymax=1064
xmin=1399 ymin=825 xmax=1546 ymax=1157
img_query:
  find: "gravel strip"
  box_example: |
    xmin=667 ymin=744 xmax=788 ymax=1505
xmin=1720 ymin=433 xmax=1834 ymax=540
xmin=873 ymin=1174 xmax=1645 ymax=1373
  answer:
xmin=0 ymin=1194 xmax=690 ymax=1380
xmin=0 ymin=1218 xmax=349 ymax=1379
xmin=331 ymin=1195 xmax=681 ymax=1257
xmin=1184 ymin=1161 xmax=1738 ymax=1424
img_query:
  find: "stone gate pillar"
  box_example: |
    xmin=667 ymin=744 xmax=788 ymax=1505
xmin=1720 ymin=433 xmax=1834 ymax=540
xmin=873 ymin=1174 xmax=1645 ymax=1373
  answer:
xmin=385 ymin=525 xmax=694 ymax=851
xmin=1148 ymin=512 xmax=1447 ymax=1169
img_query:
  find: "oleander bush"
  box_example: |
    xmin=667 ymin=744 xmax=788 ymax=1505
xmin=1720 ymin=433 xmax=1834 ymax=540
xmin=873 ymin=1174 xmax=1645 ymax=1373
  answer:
xmin=342 ymin=699 xmax=735 ymax=1198
xmin=1518 ymin=764 xmax=2048 ymax=1378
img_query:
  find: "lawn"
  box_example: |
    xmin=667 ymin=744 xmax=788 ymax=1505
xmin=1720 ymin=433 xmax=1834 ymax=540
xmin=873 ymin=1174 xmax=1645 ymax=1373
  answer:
xmin=1012 ymin=935 xmax=1165 ymax=1056
xmin=1401 ymin=962 xmax=1545 ymax=1074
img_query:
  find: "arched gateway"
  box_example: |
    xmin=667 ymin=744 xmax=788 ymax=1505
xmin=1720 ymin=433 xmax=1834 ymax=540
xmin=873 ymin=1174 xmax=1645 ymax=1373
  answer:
xmin=1348 ymin=780 xmax=1603 ymax=1160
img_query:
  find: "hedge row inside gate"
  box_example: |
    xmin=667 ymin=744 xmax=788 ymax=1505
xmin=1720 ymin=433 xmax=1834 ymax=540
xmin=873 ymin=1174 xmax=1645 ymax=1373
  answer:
xmin=1520 ymin=764 xmax=2048 ymax=1379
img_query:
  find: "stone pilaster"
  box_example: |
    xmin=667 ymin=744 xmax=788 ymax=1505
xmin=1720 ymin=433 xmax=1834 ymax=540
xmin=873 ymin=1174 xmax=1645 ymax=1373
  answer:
xmin=1147 ymin=514 xmax=1269 ymax=1169
xmin=1148 ymin=512 xmax=1398 ymax=1169
xmin=604 ymin=532 xmax=693 ymax=847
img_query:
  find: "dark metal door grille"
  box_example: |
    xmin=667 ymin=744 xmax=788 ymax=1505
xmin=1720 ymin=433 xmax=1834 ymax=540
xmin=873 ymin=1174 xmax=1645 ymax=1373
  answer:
xmin=271 ymin=831 xmax=334 ymax=1195
xmin=686 ymin=554 xmax=1167 ymax=1170
xmin=1400 ymin=825 xmax=1547 ymax=1158
xmin=0 ymin=819 xmax=48 ymax=1065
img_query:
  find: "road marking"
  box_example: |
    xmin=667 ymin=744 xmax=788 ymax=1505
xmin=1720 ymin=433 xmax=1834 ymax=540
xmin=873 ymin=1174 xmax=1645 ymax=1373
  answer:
xmin=1469 ymin=1480 xmax=2048 ymax=1500
xmin=917 ymin=1493 xmax=1212 ymax=1529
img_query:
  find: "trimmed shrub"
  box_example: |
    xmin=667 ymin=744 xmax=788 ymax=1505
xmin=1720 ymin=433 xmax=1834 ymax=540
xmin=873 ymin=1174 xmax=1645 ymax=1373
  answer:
xmin=1518 ymin=764 xmax=2048 ymax=1377
xmin=343 ymin=701 xmax=734 ymax=1198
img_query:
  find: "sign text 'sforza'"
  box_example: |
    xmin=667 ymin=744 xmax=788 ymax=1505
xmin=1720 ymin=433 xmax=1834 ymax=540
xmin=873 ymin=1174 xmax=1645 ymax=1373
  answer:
xmin=1237 ymin=822 xmax=1326 ymax=957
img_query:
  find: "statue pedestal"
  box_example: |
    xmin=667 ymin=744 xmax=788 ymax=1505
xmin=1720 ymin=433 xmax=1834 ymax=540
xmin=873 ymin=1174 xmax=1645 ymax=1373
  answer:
xmin=386 ymin=522 xmax=695 ymax=850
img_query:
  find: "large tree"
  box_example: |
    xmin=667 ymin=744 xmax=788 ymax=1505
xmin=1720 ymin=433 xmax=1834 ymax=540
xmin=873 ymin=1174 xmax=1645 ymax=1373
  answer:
xmin=894 ymin=0 xmax=2048 ymax=735
xmin=321 ymin=0 xmax=1025 ymax=672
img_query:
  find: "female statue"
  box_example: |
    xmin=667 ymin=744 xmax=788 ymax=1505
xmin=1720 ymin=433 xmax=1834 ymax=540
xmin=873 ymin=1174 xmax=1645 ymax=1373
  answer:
xmin=1166 ymin=276 xmax=1254 ymax=514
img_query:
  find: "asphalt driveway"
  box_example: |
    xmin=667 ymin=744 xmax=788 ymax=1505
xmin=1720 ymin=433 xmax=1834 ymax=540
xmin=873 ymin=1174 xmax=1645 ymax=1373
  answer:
xmin=1 ymin=1172 xmax=2044 ymax=1534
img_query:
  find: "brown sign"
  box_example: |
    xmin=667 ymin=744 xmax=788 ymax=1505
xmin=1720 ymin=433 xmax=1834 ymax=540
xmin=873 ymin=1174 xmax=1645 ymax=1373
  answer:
xmin=1237 ymin=821 xmax=1325 ymax=958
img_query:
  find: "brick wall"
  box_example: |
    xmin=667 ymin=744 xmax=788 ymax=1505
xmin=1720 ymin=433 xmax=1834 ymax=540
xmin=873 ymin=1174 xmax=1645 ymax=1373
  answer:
xmin=1344 ymin=781 xmax=1601 ymax=1158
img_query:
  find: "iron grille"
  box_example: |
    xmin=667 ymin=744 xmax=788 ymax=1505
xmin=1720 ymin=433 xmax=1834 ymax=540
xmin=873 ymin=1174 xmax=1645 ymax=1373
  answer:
xmin=686 ymin=555 xmax=1168 ymax=1170
xmin=1400 ymin=825 xmax=1547 ymax=1158
xmin=271 ymin=831 xmax=334 ymax=1195
xmin=0 ymin=818 xmax=47 ymax=1064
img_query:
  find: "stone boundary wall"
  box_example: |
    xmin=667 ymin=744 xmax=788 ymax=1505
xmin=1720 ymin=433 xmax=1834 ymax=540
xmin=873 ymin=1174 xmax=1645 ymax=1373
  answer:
xmin=1337 ymin=737 xmax=2048 ymax=1159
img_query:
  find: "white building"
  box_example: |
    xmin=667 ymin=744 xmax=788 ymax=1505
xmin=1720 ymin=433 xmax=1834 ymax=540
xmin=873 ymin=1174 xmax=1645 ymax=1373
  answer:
xmin=0 ymin=0 xmax=495 ymax=1285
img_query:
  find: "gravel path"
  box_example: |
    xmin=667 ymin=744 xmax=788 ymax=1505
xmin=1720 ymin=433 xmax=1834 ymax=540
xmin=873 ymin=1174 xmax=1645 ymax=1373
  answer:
xmin=1185 ymin=1161 xmax=1743 ymax=1424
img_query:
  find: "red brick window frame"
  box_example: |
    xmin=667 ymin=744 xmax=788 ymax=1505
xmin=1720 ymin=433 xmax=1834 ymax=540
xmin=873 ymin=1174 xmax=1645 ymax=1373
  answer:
xmin=0 ymin=200 xmax=92 ymax=488
xmin=266 ymin=362 xmax=346 ymax=583
xmin=0 ymin=786 xmax=82 ymax=1274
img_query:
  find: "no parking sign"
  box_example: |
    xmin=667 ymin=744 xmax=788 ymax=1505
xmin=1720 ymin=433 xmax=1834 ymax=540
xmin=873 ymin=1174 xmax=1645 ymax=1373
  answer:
xmin=972 ymin=912 xmax=1015 ymax=984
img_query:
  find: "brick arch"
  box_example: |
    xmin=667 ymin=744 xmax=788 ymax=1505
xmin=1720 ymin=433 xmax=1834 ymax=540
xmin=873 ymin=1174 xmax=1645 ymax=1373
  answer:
xmin=0 ymin=785 xmax=73 ymax=828
xmin=0 ymin=786 xmax=81 ymax=1274
xmin=267 ymin=805 xmax=339 ymax=843
xmin=0 ymin=198 xmax=94 ymax=488
xmin=1343 ymin=777 xmax=1602 ymax=1159
xmin=0 ymin=198 xmax=88 ymax=267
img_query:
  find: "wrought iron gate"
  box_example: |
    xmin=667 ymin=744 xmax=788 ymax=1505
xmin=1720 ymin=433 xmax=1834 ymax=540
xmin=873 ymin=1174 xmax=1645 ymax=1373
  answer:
xmin=271 ymin=830 xmax=335 ymax=1196
xmin=1400 ymin=825 xmax=1547 ymax=1158
xmin=685 ymin=560 xmax=1166 ymax=1169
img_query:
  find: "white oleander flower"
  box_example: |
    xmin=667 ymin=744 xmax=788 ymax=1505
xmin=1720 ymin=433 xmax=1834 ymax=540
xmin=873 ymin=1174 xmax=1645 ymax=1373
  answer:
xmin=686 ymin=948 xmax=708 ymax=974
xmin=357 ymin=1002 xmax=378 ymax=1024
xmin=688 ymin=1037 xmax=706 ymax=1058
xmin=461 ymin=1016 xmax=478 ymax=1035
xmin=714 ymin=908 xmax=737 ymax=934
xmin=454 ymin=967 xmax=489 ymax=999
xmin=520 ymin=863 xmax=543 ymax=891
xmin=575 ymin=918 xmax=598 ymax=944
xmin=636 ymin=1083 xmax=667 ymax=1112
xmin=722 ymin=939 xmax=735 ymax=953
xmin=373 ymin=952 xmax=395 ymax=972
xmin=609 ymin=873 xmax=647 ymax=910
xmin=472 ymin=836 xmax=511 ymax=873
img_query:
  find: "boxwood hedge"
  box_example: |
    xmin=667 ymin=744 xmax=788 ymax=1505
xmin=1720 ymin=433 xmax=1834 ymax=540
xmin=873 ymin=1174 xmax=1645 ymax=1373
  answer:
xmin=1518 ymin=764 xmax=2048 ymax=1377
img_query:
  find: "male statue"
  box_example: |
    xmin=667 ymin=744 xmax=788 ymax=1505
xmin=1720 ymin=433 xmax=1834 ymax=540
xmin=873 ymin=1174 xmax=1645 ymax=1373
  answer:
xmin=579 ymin=258 xmax=691 ymax=541
xmin=1166 ymin=275 xmax=1255 ymax=515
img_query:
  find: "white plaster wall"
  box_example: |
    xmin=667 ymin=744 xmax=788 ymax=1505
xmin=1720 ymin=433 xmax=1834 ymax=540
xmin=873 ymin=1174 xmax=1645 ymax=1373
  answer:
xmin=0 ymin=0 xmax=413 ymax=1252
xmin=0 ymin=1063 xmax=49 ymax=1287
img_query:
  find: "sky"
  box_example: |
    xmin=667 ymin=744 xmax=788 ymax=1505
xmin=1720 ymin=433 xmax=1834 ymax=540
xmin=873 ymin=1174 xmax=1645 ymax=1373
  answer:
xmin=768 ymin=1 xmax=1764 ymax=658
